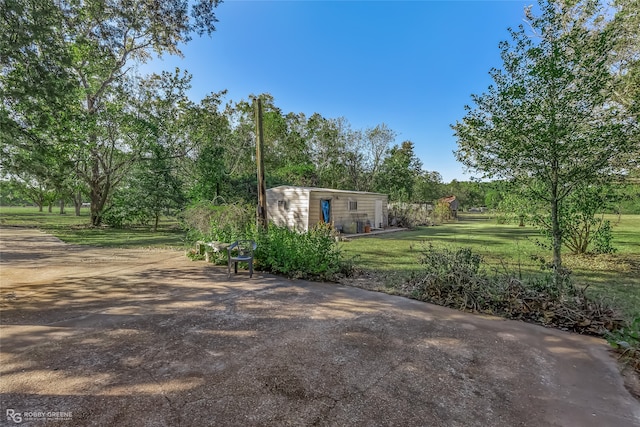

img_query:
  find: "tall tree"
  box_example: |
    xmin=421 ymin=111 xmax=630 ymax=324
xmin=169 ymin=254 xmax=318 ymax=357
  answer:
xmin=186 ymin=91 xmax=232 ymax=202
xmin=609 ymin=0 xmax=640 ymax=172
xmin=452 ymin=0 xmax=635 ymax=283
xmin=376 ymin=141 xmax=422 ymax=201
xmin=362 ymin=123 xmax=395 ymax=191
xmin=1 ymin=0 xmax=221 ymax=226
xmin=413 ymin=171 xmax=443 ymax=204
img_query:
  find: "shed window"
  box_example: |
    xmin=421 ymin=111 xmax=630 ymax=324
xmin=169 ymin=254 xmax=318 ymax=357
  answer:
xmin=348 ymin=200 xmax=358 ymax=211
xmin=278 ymin=200 xmax=289 ymax=210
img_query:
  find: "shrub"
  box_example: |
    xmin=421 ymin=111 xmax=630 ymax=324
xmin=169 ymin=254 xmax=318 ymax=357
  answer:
xmin=433 ymin=201 xmax=454 ymax=224
xmin=388 ymin=203 xmax=433 ymax=228
xmin=255 ymin=223 xmax=344 ymax=280
xmin=398 ymin=243 xmax=623 ymax=335
xmin=593 ymin=220 xmax=616 ymax=254
xmin=181 ymin=201 xmax=255 ymax=244
xmin=102 ymin=201 xmax=151 ymax=228
xmin=532 ymin=185 xmax=617 ymax=255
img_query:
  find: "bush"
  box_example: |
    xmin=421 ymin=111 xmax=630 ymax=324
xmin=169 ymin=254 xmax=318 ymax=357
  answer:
xmin=182 ymin=203 xmax=349 ymax=279
xmin=398 ymin=243 xmax=623 ymax=335
xmin=593 ymin=220 xmax=616 ymax=254
xmin=102 ymin=201 xmax=151 ymax=228
xmin=181 ymin=201 xmax=255 ymax=244
xmin=433 ymin=201 xmax=454 ymax=224
xmin=255 ymin=223 xmax=344 ymax=280
xmin=388 ymin=203 xmax=434 ymax=228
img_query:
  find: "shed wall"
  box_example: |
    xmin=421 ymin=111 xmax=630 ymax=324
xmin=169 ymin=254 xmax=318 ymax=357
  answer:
xmin=266 ymin=187 xmax=310 ymax=231
xmin=308 ymin=190 xmax=388 ymax=232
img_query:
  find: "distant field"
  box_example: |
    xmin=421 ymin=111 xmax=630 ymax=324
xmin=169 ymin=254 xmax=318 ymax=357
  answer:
xmin=341 ymin=213 xmax=640 ymax=320
xmin=0 ymin=206 xmax=186 ymax=249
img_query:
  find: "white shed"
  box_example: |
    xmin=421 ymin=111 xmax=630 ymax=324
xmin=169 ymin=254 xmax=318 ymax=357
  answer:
xmin=266 ymin=186 xmax=388 ymax=233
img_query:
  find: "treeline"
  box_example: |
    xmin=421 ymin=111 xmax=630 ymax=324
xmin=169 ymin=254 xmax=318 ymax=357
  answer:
xmin=0 ymin=1 xmax=470 ymax=227
xmin=2 ymin=0 xmax=638 ymax=231
xmin=1 ymin=70 xmax=464 ymax=226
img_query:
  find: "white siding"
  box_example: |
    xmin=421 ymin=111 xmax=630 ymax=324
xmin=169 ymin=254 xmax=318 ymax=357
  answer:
xmin=266 ymin=187 xmax=311 ymax=231
xmin=267 ymin=186 xmax=388 ymax=233
xmin=308 ymin=190 xmax=388 ymax=232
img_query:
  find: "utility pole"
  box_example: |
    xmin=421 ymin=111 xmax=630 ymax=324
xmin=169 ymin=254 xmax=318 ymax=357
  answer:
xmin=254 ymin=97 xmax=268 ymax=230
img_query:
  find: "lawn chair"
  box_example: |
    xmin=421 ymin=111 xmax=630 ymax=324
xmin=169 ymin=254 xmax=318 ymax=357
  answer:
xmin=227 ymin=240 xmax=257 ymax=278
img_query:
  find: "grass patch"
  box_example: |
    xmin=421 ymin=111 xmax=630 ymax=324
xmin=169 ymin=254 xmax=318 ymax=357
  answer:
xmin=341 ymin=213 xmax=640 ymax=321
xmin=0 ymin=206 xmax=187 ymax=249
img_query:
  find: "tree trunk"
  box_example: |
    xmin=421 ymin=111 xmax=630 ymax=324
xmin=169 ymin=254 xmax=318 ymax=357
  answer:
xmin=550 ymin=186 xmax=563 ymax=292
xmin=74 ymin=190 xmax=82 ymax=216
xmin=59 ymin=199 xmax=65 ymax=214
xmin=153 ymin=212 xmax=159 ymax=232
xmin=48 ymin=202 xmax=53 ymax=213
xmin=88 ymin=157 xmax=110 ymax=227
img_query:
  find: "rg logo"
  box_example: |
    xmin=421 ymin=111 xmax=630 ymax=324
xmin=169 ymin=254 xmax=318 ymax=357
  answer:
xmin=6 ymin=409 xmax=22 ymax=423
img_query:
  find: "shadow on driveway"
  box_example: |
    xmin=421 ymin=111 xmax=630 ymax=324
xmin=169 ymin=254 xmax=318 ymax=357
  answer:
xmin=1 ymin=228 xmax=639 ymax=426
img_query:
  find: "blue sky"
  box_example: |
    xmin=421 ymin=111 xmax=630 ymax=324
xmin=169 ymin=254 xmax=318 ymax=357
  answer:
xmin=141 ymin=0 xmax=532 ymax=183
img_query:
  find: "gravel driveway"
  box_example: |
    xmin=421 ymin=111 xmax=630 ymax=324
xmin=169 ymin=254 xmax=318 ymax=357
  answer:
xmin=1 ymin=228 xmax=639 ymax=426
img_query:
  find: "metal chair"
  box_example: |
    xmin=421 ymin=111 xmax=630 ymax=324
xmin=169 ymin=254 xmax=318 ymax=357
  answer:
xmin=227 ymin=240 xmax=257 ymax=278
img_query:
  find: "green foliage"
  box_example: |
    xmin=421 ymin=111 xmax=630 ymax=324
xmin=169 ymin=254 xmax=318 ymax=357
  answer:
xmin=484 ymin=189 xmax=502 ymax=210
xmin=494 ymin=184 xmax=543 ymax=226
xmin=592 ymin=220 xmax=616 ymax=254
xmin=0 ymin=206 xmax=185 ymax=248
xmin=413 ymin=171 xmax=443 ymax=204
xmin=441 ymin=179 xmax=486 ymax=210
xmin=433 ymin=200 xmax=454 ymax=224
xmin=375 ymin=141 xmax=422 ymax=202
xmin=611 ymin=181 xmax=640 ymax=214
xmin=255 ymin=223 xmax=344 ymax=280
xmin=1 ymin=0 xmax=221 ymax=226
xmin=0 ymin=180 xmax=35 ymax=206
xmin=532 ymin=185 xmax=618 ymax=254
xmin=181 ymin=202 xmax=346 ymax=279
xmin=102 ymin=201 xmax=151 ymax=229
xmin=418 ymin=244 xmax=483 ymax=277
xmin=452 ymin=0 xmax=637 ymax=276
xmin=341 ymin=214 xmax=640 ymax=321
xmin=181 ymin=201 xmax=255 ymax=244
xmin=388 ymin=202 xmax=433 ymax=228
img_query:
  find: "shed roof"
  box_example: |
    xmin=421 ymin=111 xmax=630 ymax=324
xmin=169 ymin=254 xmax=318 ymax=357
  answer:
xmin=267 ymin=186 xmax=387 ymax=197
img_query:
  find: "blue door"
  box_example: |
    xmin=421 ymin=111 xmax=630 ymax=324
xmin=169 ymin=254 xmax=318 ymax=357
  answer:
xmin=321 ymin=199 xmax=331 ymax=223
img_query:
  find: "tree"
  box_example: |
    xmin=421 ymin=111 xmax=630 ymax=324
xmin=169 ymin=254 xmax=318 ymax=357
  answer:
xmin=305 ymin=115 xmax=343 ymax=187
xmin=441 ymin=180 xmax=486 ymax=210
xmin=362 ymin=124 xmax=396 ymax=191
xmin=105 ymin=143 xmax=185 ymax=231
xmin=185 ymin=92 xmax=232 ymax=202
xmin=609 ymin=0 xmax=640 ymax=172
xmin=452 ymin=0 xmax=636 ymax=283
xmin=413 ymin=171 xmax=443 ymax=204
xmin=376 ymin=141 xmax=422 ymax=201
xmin=1 ymin=0 xmax=221 ymax=226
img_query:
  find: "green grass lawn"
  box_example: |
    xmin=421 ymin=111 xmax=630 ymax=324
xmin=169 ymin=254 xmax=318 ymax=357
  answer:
xmin=0 ymin=206 xmax=187 ymax=249
xmin=341 ymin=213 xmax=640 ymax=320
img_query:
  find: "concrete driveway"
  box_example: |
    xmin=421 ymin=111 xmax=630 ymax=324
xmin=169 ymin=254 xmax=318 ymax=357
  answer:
xmin=1 ymin=228 xmax=639 ymax=426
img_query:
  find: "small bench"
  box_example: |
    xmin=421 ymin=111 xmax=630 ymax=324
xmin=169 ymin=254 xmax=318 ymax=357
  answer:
xmin=196 ymin=241 xmax=229 ymax=262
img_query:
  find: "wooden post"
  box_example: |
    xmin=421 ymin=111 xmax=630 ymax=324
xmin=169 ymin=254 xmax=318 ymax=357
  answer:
xmin=254 ymin=98 xmax=268 ymax=230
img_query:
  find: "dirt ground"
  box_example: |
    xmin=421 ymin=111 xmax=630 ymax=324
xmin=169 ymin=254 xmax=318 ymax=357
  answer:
xmin=1 ymin=227 xmax=639 ymax=426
